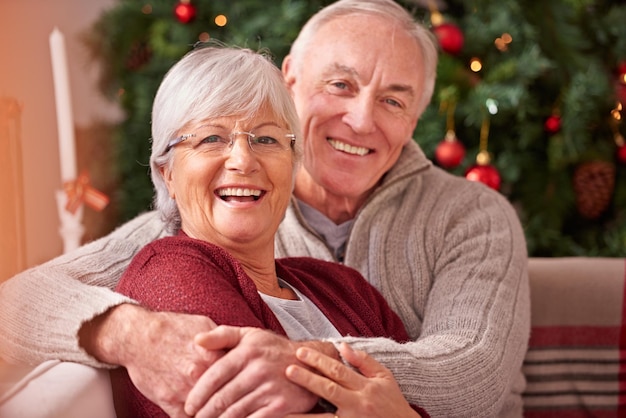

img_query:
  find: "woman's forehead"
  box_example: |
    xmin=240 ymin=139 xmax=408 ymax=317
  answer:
xmin=183 ymin=106 xmax=289 ymax=131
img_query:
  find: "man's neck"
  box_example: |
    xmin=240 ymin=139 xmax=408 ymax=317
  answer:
xmin=293 ymin=172 xmax=367 ymax=225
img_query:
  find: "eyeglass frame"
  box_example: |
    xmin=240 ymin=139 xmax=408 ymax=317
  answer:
xmin=161 ymin=130 xmax=296 ymax=156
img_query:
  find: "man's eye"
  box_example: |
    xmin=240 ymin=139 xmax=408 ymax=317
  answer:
xmin=385 ymin=98 xmax=402 ymax=108
xmin=331 ymin=81 xmax=348 ymax=90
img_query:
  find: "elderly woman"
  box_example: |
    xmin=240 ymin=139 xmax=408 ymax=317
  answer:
xmin=110 ymin=45 xmax=423 ymax=418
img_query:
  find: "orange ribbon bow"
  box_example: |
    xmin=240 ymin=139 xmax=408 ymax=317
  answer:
xmin=63 ymin=171 xmax=110 ymax=214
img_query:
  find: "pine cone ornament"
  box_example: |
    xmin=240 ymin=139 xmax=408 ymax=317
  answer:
xmin=572 ymin=161 xmax=616 ymax=219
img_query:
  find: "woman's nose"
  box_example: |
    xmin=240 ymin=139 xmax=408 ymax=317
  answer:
xmin=224 ymin=135 xmax=260 ymax=173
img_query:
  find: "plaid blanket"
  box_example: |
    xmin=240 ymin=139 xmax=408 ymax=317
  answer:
xmin=523 ymin=257 xmax=626 ymax=417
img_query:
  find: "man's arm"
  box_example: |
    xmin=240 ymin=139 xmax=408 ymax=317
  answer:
xmin=0 ymin=211 xmax=225 ymax=417
xmin=0 ymin=211 xmax=166 ymax=366
xmin=341 ymin=187 xmax=531 ymax=417
xmin=84 ymin=303 xmax=221 ymax=418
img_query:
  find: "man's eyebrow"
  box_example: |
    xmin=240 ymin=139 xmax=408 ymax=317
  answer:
xmin=388 ymin=83 xmax=415 ymax=98
xmin=322 ymin=63 xmax=358 ymax=78
xmin=322 ymin=63 xmax=415 ymax=98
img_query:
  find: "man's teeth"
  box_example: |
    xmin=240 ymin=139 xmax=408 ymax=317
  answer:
xmin=218 ymin=188 xmax=262 ymax=197
xmin=328 ymin=139 xmax=370 ymax=156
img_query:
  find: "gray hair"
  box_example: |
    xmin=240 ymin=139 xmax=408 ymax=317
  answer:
xmin=150 ymin=44 xmax=302 ymax=233
xmin=289 ymin=0 xmax=438 ymax=117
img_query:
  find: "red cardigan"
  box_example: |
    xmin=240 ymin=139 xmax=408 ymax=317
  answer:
xmin=111 ymin=234 xmax=410 ymax=417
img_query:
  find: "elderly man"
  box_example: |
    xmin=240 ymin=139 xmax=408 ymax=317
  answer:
xmin=0 ymin=0 xmax=529 ymax=417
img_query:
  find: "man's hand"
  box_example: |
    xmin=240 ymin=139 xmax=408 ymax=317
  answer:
xmin=185 ymin=325 xmax=339 ymax=418
xmin=79 ymin=303 xmax=220 ymax=417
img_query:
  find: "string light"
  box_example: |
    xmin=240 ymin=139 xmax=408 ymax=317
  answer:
xmin=612 ymin=102 xmax=622 ymax=121
xmin=494 ymin=33 xmax=513 ymax=52
xmin=428 ymin=0 xmax=444 ymax=26
xmin=469 ymin=57 xmax=482 ymax=72
xmin=612 ymin=102 xmax=623 ymax=143
xmin=486 ymin=98 xmax=499 ymax=115
xmin=198 ymin=32 xmax=210 ymax=42
xmin=215 ymin=14 xmax=227 ymax=27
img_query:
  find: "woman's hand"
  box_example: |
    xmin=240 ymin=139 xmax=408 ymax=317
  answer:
xmin=285 ymin=342 xmax=422 ymax=418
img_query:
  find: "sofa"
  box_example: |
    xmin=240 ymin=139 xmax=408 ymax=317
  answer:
xmin=1 ymin=257 xmax=625 ymax=417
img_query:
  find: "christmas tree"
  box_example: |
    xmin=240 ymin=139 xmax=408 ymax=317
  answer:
xmin=86 ymin=0 xmax=626 ymax=256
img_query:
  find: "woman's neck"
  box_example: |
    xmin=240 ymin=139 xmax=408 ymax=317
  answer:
xmin=184 ymin=228 xmax=297 ymax=300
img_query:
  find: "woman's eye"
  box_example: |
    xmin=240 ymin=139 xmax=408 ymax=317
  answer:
xmin=255 ymin=136 xmax=278 ymax=145
xmin=200 ymin=135 xmax=223 ymax=144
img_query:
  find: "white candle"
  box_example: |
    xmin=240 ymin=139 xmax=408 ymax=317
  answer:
xmin=49 ymin=27 xmax=77 ymax=183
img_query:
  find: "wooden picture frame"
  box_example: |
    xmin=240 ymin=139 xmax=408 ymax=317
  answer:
xmin=0 ymin=97 xmax=26 ymax=281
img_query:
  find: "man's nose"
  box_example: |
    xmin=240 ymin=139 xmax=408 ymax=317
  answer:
xmin=343 ymin=95 xmax=376 ymax=134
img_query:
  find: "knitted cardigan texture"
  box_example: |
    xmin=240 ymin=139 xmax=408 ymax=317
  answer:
xmin=0 ymin=141 xmax=530 ymax=417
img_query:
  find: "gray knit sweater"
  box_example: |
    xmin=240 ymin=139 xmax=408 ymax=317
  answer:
xmin=0 ymin=141 xmax=529 ymax=417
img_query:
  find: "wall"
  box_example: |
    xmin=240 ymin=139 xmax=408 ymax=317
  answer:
xmin=0 ymin=0 xmax=122 ymax=278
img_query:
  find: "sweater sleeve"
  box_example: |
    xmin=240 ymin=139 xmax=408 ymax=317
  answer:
xmin=0 ymin=211 xmax=168 ymax=367
xmin=335 ymin=186 xmax=530 ymax=417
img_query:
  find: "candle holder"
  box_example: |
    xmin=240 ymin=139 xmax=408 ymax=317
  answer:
xmin=55 ymin=189 xmax=84 ymax=254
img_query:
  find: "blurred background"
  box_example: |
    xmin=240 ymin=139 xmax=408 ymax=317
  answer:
xmin=0 ymin=0 xmax=122 ymax=280
xmin=1 ymin=0 xmax=625 ymax=282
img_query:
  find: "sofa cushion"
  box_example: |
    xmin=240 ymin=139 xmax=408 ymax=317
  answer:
xmin=0 ymin=360 xmax=115 ymax=418
xmin=523 ymin=257 xmax=626 ymax=417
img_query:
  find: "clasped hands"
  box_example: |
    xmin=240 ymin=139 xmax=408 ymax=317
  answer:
xmin=120 ymin=311 xmax=418 ymax=418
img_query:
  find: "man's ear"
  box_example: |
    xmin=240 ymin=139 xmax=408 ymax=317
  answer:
xmin=160 ymin=165 xmax=176 ymax=199
xmin=282 ymin=55 xmax=296 ymax=90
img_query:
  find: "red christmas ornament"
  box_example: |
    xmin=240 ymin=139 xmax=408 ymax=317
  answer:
xmin=174 ymin=1 xmax=196 ymax=24
xmin=616 ymin=61 xmax=626 ymax=82
xmin=617 ymin=142 xmax=626 ymax=165
xmin=465 ymin=164 xmax=501 ymax=191
xmin=432 ymin=22 xmax=464 ymax=55
xmin=544 ymin=114 xmax=561 ymax=134
xmin=615 ymin=62 xmax=626 ymax=103
xmin=435 ymin=131 xmax=466 ymax=168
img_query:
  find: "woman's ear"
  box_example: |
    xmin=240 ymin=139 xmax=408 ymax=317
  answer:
xmin=160 ymin=165 xmax=176 ymax=199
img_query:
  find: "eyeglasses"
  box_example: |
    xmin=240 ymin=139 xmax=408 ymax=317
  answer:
xmin=163 ymin=126 xmax=296 ymax=156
